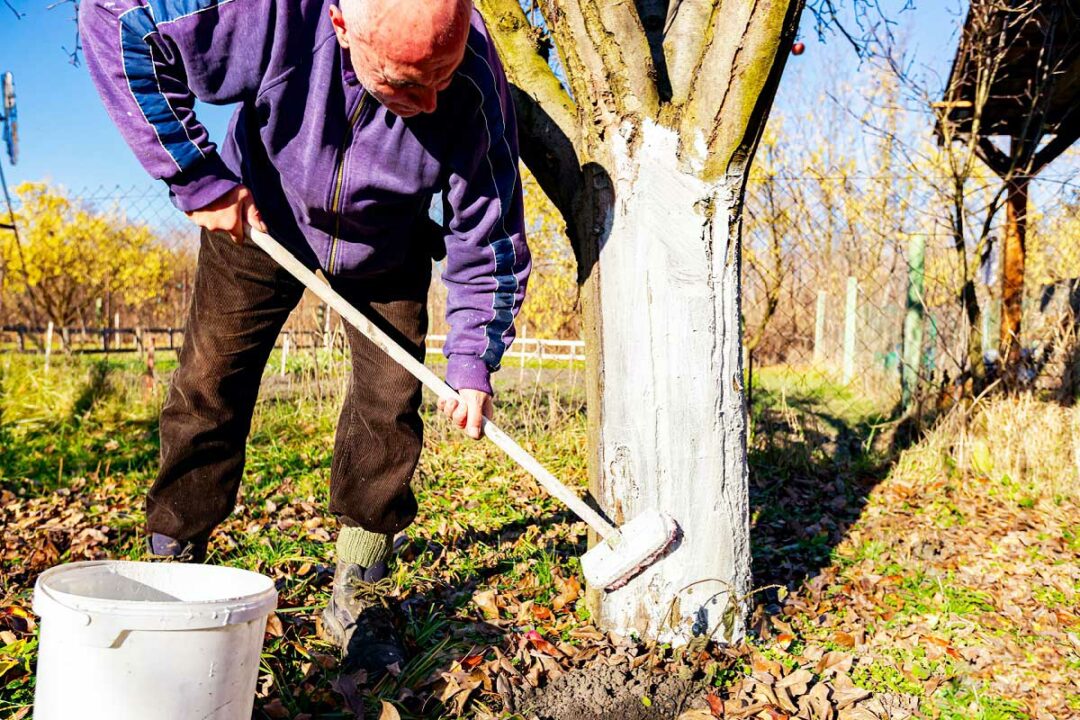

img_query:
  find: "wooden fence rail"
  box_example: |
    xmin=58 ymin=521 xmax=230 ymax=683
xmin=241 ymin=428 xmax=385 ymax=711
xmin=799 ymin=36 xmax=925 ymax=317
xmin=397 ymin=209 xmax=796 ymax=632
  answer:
xmin=0 ymin=325 xmax=586 ymax=362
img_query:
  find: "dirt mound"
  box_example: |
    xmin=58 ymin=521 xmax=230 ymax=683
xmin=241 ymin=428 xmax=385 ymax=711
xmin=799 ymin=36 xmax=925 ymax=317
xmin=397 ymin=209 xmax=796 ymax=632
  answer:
xmin=521 ymin=662 xmax=706 ymax=720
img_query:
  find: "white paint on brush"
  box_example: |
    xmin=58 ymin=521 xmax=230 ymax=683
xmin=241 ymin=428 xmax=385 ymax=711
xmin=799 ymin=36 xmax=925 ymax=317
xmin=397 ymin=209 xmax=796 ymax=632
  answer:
xmin=594 ymin=118 xmax=751 ymax=645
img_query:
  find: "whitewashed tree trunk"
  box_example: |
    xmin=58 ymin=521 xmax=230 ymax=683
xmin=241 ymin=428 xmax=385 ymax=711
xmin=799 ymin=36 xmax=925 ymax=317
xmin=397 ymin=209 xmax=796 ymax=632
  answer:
xmin=479 ymin=0 xmax=804 ymax=645
xmin=588 ymin=121 xmax=750 ymax=643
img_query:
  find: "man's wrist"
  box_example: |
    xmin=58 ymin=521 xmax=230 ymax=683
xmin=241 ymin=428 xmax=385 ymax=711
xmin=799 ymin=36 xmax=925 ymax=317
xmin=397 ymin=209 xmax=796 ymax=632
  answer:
xmin=446 ymin=355 xmax=494 ymax=396
xmin=166 ymin=153 xmax=241 ymax=213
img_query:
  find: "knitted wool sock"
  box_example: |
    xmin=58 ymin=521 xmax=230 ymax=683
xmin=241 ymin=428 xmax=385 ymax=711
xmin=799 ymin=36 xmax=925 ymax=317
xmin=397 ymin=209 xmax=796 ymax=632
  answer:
xmin=336 ymin=526 xmax=393 ymax=569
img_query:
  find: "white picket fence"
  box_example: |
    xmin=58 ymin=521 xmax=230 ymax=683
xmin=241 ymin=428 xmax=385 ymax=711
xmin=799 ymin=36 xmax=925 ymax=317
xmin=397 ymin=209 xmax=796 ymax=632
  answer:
xmin=1 ymin=324 xmax=586 ymax=364
xmin=424 ymin=334 xmax=585 ymax=363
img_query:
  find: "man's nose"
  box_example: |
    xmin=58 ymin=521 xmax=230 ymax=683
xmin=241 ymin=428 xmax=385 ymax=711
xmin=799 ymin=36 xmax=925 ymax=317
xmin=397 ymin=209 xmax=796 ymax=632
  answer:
xmin=418 ymin=88 xmax=438 ymax=114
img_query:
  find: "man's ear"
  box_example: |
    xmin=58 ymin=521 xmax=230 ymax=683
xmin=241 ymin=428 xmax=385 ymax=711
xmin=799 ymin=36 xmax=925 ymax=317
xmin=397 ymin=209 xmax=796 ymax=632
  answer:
xmin=329 ymin=5 xmax=350 ymax=49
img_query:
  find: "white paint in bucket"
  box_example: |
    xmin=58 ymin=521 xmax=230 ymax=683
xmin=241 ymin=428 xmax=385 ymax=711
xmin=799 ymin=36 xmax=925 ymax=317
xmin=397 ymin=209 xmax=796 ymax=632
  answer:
xmin=32 ymin=560 xmax=277 ymax=720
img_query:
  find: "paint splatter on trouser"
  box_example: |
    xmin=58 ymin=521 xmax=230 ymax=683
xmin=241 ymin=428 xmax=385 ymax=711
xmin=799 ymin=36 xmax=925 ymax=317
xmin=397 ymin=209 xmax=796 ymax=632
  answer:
xmin=146 ymin=228 xmax=431 ymax=545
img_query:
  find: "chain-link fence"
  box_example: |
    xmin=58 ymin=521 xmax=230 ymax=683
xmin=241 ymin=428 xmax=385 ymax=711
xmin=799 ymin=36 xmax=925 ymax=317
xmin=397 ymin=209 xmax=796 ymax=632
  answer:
xmin=742 ymin=172 xmax=1080 ymax=431
xmin=4 ymin=177 xmax=1080 ymax=423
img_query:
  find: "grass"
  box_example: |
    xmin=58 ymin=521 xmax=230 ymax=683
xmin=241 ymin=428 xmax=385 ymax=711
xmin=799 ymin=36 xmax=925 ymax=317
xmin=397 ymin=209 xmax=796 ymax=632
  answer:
xmin=2 ymin=353 xmax=1077 ymax=719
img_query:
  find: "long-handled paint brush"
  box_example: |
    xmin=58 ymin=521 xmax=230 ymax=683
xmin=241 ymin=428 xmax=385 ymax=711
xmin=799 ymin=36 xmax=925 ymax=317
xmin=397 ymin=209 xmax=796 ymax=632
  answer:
xmin=249 ymin=228 xmax=679 ymax=590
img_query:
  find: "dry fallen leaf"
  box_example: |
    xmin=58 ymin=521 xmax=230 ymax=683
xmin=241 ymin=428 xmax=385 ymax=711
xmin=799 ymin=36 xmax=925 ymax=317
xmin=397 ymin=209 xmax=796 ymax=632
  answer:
xmin=378 ymin=700 xmax=401 ymax=720
xmin=330 ymin=669 xmax=368 ymax=717
xmin=833 ymin=631 xmax=856 ymax=649
xmin=525 ymin=630 xmax=563 ymax=657
xmin=264 ymin=613 xmax=284 ymax=637
xmin=705 ymin=692 xmax=724 ymax=717
xmin=472 ymin=589 xmax=500 ymax=619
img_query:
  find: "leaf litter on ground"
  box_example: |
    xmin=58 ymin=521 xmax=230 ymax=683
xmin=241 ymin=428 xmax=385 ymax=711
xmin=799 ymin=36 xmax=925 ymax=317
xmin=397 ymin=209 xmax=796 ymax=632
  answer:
xmin=1 ymin=356 xmax=1077 ymax=719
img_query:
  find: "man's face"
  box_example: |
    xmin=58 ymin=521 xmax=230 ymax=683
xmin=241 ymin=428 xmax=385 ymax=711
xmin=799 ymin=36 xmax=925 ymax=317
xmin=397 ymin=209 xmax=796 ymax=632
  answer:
xmin=331 ymin=2 xmax=469 ymax=118
xmin=352 ymin=40 xmax=462 ymax=117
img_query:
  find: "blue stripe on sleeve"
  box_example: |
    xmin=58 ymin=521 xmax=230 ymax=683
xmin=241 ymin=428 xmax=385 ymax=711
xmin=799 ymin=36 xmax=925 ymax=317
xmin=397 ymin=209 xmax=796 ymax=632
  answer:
xmin=462 ymin=45 xmax=520 ymax=369
xmin=118 ymin=0 xmax=222 ymax=172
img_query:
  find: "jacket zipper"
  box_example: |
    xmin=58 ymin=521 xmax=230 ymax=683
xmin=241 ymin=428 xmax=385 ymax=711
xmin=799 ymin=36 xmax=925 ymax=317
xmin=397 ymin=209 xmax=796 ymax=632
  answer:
xmin=327 ymin=90 xmax=369 ymax=274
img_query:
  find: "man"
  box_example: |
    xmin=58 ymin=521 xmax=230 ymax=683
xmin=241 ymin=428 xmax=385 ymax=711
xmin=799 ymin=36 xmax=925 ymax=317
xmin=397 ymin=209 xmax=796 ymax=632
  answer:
xmin=79 ymin=0 xmax=530 ymax=674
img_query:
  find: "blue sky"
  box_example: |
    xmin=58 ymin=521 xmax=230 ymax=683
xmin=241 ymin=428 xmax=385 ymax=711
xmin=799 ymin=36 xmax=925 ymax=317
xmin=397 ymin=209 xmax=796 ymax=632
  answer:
xmin=0 ymin=1 xmax=963 ymax=195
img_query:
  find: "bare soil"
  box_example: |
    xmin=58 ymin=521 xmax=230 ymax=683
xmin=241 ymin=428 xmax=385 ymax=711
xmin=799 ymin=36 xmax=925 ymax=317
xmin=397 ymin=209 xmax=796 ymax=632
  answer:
xmin=521 ymin=662 xmax=706 ymax=720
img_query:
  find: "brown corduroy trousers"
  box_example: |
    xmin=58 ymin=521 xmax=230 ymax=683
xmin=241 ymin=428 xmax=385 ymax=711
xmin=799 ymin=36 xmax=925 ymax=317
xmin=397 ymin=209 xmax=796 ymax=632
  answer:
xmin=146 ymin=229 xmax=430 ymax=543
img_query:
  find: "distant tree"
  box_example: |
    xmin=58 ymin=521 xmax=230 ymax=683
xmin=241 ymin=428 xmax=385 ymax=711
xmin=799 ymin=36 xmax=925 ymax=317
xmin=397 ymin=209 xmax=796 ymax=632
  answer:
xmin=517 ymin=167 xmax=579 ymax=339
xmin=0 ymin=183 xmax=174 ymax=336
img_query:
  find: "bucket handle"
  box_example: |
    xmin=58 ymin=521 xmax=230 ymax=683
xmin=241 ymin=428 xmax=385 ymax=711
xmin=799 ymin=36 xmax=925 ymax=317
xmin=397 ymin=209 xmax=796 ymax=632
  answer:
xmin=33 ymin=583 xmax=122 ymax=648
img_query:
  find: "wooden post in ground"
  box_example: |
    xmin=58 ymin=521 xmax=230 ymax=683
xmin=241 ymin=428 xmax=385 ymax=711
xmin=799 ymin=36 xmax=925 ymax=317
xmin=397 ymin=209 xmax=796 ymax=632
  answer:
xmin=44 ymin=321 xmax=54 ymax=372
xmin=842 ymin=277 xmax=858 ymax=384
xmin=813 ymin=290 xmax=827 ymax=365
xmin=114 ymin=312 xmax=121 ymax=351
xmin=902 ymin=235 xmax=926 ymax=409
xmin=519 ymin=324 xmax=527 ymax=382
xmin=1001 ymin=175 xmax=1029 ymax=368
xmin=281 ymin=332 xmax=290 ymax=377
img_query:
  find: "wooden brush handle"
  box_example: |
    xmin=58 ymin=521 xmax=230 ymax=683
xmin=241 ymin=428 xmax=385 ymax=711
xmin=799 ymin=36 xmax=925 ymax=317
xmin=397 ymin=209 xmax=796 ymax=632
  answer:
xmin=248 ymin=228 xmax=619 ymax=540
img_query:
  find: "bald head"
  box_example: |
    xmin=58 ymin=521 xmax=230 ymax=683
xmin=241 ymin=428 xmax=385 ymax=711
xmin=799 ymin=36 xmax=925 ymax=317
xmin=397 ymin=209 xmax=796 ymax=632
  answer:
xmin=330 ymin=0 xmax=472 ymax=117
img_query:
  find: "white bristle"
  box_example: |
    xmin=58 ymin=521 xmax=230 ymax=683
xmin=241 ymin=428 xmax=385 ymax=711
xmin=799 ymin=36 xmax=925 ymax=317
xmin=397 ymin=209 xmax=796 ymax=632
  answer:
xmin=580 ymin=510 xmax=679 ymax=590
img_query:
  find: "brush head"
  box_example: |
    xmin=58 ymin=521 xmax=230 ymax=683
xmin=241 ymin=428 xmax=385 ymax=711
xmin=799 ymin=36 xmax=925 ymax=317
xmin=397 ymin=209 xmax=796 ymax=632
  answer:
xmin=580 ymin=510 xmax=679 ymax=591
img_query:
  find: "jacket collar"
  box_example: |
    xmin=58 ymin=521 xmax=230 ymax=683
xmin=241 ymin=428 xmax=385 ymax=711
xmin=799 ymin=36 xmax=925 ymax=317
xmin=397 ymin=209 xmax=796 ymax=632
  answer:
xmin=340 ymin=44 xmax=361 ymax=87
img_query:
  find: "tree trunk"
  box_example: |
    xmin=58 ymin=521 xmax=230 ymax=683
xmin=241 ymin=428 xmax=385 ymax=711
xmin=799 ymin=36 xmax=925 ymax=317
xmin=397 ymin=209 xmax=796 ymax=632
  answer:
xmin=585 ymin=120 xmax=751 ymax=643
xmin=479 ymin=0 xmax=803 ymax=645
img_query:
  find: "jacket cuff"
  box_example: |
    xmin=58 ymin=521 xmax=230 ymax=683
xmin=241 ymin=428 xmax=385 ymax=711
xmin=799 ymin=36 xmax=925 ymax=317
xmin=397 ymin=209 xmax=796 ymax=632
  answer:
xmin=446 ymin=355 xmax=494 ymax=396
xmin=165 ymin=153 xmax=240 ymax=213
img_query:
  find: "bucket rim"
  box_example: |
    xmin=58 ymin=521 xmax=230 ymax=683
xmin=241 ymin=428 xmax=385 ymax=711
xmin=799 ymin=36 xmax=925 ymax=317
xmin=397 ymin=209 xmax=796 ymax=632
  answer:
xmin=33 ymin=560 xmax=277 ymax=631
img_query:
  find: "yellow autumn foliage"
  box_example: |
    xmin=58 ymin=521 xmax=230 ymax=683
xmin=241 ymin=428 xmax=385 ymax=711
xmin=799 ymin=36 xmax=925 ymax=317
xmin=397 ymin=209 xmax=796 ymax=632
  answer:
xmin=1 ymin=182 xmax=176 ymax=327
xmin=516 ymin=167 xmax=579 ymax=339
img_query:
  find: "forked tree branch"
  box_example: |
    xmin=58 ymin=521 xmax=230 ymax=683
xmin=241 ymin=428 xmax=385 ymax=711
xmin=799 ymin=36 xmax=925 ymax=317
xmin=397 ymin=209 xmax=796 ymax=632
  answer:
xmin=538 ymin=0 xmax=658 ymax=123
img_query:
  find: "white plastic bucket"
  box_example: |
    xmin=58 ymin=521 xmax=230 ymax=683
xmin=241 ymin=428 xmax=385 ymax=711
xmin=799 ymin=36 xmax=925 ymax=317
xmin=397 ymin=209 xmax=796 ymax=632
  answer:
xmin=32 ymin=560 xmax=277 ymax=720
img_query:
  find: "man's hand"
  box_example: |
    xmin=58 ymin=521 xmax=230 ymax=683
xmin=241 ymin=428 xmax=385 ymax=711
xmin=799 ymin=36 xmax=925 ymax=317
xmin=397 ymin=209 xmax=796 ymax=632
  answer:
xmin=437 ymin=389 xmax=493 ymax=440
xmin=185 ymin=185 xmax=266 ymax=244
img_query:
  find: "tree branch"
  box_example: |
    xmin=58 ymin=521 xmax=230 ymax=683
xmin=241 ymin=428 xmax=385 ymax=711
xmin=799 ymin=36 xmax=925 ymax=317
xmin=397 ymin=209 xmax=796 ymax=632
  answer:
xmin=541 ymin=0 xmax=658 ymax=123
xmin=476 ymin=0 xmax=579 ymax=149
xmin=585 ymin=0 xmax=659 ymax=117
xmin=477 ymin=0 xmax=585 ymax=250
xmin=663 ymin=0 xmax=715 ymax=105
xmin=3 ymin=0 xmax=24 ymax=19
xmin=635 ymin=0 xmax=671 ymax=100
xmin=975 ymin=136 xmax=1011 ymax=176
xmin=680 ymin=0 xmax=805 ymax=181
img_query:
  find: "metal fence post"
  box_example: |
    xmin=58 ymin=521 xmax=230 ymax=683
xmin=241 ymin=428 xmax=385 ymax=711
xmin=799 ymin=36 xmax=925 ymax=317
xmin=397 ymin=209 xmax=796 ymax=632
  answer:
xmin=902 ymin=234 xmax=926 ymax=409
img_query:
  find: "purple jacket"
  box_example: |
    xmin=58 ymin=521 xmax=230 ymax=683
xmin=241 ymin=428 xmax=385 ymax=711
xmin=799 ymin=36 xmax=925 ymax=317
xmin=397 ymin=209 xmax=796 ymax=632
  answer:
xmin=79 ymin=0 xmax=530 ymax=395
